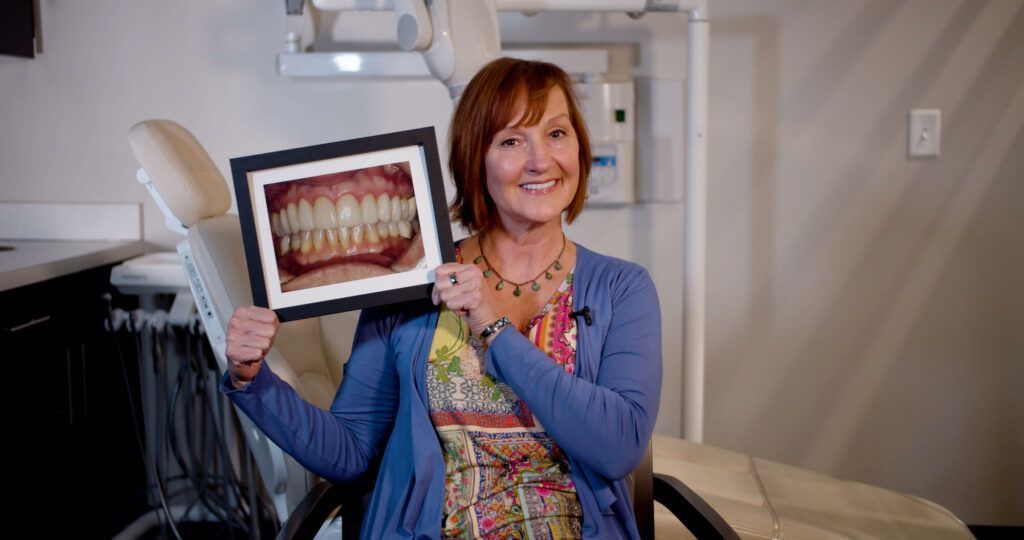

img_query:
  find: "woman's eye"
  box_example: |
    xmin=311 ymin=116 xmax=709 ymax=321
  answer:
xmin=499 ymin=138 xmax=521 ymax=147
xmin=550 ymin=128 xmax=568 ymax=139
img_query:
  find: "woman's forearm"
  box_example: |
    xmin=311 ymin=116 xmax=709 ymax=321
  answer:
xmin=484 ymin=269 xmax=662 ymax=479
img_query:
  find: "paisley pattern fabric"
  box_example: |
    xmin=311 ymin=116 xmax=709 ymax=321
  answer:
xmin=427 ymin=256 xmax=582 ymax=539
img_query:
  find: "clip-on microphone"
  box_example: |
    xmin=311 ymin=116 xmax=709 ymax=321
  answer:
xmin=569 ymin=306 xmax=593 ymax=326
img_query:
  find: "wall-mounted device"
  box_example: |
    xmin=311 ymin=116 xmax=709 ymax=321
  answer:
xmin=577 ymin=82 xmax=635 ymax=205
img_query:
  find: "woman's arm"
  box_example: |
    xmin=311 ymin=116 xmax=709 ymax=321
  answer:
xmin=483 ymin=266 xmax=662 ymax=480
xmin=221 ymin=308 xmax=400 ymax=483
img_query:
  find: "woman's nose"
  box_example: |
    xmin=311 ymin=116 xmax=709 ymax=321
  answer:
xmin=525 ymin=139 xmax=554 ymax=172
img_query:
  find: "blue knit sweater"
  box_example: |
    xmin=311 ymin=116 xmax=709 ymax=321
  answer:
xmin=221 ymin=244 xmax=662 ymax=538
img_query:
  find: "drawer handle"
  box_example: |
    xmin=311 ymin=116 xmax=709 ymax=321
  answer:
xmin=9 ymin=315 xmax=51 ymax=332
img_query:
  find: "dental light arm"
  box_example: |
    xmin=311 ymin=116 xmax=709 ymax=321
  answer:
xmin=394 ymin=0 xmax=431 ymax=51
xmin=397 ymin=0 xmax=500 ymax=98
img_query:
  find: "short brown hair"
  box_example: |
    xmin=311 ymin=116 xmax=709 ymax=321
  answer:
xmin=448 ymin=57 xmax=592 ymax=233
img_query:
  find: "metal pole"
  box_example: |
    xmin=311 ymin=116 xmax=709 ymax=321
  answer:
xmin=683 ymin=5 xmax=708 ymax=442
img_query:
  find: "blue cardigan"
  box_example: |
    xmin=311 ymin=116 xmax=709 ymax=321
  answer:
xmin=221 ymin=244 xmax=662 ymax=539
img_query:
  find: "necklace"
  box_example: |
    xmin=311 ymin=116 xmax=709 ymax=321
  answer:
xmin=474 ymin=233 xmax=566 ymax=297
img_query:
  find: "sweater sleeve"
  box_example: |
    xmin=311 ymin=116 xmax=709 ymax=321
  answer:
xmin=483 ymin=265 xmax=662 ymax=480
xmin=219 ymin=308 xmax=400 ymax=484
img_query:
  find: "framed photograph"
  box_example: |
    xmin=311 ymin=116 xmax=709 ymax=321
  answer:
xmin=231 ymin=126 xmax=454 ymax=322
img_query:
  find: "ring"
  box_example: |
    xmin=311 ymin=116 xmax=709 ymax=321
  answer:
xmin=449 ymin=272 xmax=458 ymax=285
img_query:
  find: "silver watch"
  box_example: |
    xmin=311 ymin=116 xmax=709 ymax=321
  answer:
xmin=480 ymin=316 xmax=511 ymax=339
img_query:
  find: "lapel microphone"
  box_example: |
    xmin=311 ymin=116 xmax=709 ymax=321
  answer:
xmin=569 ymin=306 xmax=593 ymax=326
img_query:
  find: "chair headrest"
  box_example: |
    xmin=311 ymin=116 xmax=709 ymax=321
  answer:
xmin=128 ymin=119 xmax=232 ymax=227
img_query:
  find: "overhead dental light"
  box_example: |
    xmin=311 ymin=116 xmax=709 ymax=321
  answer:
xmin=283 ymin=0 xmax=500 ymax=98
xmin=394 ymin=0 xmax=432 ymax=51
xmin=416 ymin=1 xmax=501 ymax=98
xmin=390 ymin=0 xmax=502 ymax=98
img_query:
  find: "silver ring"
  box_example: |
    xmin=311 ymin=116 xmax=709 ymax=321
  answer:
xmin=449 ymin=272 xmax=458 ymax=285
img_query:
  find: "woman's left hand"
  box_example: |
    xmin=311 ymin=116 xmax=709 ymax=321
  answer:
xmin=432 ymin=262 xmax=501 ymax=336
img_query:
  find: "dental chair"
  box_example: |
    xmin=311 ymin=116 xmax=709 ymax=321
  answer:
xmin=128 ymin=119 xmax=362 ymax=523
xmin=128 ymin=119 xmax=972 ymax=539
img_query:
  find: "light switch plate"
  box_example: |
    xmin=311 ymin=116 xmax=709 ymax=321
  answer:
xmin=908 ymin=109 xmax=941 ymax=158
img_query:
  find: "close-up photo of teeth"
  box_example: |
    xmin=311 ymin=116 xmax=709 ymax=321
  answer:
xmin=264 ymin=162 xmax=424 ymax=293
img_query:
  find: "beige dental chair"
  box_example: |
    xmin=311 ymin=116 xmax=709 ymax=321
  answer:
xmin=128 ymin=119 xmax=361 ymax=523
xmin=128 ymin=119 xmax=972 ymax=539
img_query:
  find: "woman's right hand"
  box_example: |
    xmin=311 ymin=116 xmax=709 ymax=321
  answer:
xmin=225 ymin=306 xmax=280 ymax=389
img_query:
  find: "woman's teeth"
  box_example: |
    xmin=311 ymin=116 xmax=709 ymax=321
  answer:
xmin=521 ymin=179 xmax=557 ymax=191
xmin=271 ymin=194 xmax=418 ymax=255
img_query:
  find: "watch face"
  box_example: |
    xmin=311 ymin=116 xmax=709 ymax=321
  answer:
xmin=482 ymin=316 xmax=510 ymax=338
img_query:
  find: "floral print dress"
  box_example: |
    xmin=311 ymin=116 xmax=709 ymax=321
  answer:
xmin=426 ymin=260 xmax=583 ymax=539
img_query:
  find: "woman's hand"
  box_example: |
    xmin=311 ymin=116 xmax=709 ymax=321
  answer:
xmin=225 ymin=306 xmax=280 ymax=389
xmin=432 ymin=262 xmax=501 ymax=337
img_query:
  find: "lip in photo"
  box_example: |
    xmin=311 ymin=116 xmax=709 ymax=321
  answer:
xmin=232 ymin=127 xmax=454 ymax=322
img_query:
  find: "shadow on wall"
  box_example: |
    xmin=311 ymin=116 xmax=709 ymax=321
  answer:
xmin=706 ymin=0 xmax=1024 ymax=525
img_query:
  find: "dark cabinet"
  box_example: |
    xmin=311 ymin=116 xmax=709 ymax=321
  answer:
xmin=2 ymin=263 xmax=145 ymax=538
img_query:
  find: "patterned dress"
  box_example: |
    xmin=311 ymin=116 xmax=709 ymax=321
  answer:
xmin=426 ymin=258 xmax=583 ymax=539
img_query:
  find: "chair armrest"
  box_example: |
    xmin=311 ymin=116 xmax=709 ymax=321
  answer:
xmin=275 ymin=481 xmax=364 ymax=540
xmin=653 ymin=472 xmax=741 ymax=540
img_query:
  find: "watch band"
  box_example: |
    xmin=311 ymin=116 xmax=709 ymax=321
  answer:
xmin=480 ymin=316 xmax=512 ymax=339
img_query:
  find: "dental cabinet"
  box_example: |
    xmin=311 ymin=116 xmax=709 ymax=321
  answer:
xmin=0 ymin=239 xmax=145 ymax=537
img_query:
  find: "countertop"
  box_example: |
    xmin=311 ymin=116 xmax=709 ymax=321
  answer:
xmin=0 ymin=240 xmax=146 ymax=292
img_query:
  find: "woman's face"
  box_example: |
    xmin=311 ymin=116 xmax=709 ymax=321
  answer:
xmin=484 ymin=88 xmax=580 ymax=233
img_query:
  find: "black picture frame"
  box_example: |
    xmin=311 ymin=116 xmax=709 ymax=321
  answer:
xmin=231 ymin=126 xmax=454 ymax=322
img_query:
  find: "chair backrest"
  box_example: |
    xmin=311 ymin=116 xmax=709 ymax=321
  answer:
xmin=128 ymin=119 xmax=360 ymax=521
xmin=127 ymin=119 xmax=232 ymax=227
xmin=628 ymin=442 xmax=655 ymax=539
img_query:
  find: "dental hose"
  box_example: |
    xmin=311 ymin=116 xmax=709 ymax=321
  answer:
xmin=103 ymin=293 xmax=184 ymax=540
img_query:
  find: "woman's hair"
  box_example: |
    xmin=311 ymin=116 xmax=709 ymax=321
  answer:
xmin=448 ymin=57 xmax=592 ymax=233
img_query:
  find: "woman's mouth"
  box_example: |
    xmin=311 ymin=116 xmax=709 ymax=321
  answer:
xmin=519 ymin=179 xmax=559 ymax=193
xmin=265 ymin=163 xmax=424 ymax=292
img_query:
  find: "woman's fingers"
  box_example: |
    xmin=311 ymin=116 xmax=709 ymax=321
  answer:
xmin=228 ymin=333 xmax=272 ymax=352
xmin=432 ymin=263 xmax=481 ymax=305
xmin=431 ymin=262 xmax=501 ymax=335
xmin=434 ymin=266 xmax=482 ymax=305
xmin=439 ymin=287 xmax=482 ymax=313
xmin=230 ymin=316 xmax=277 ymax=338
xmin=231 ymin=306 xmax=278 ymax=330
xmin=225 ymin=306 xmax=279 ymax=368
xmin=224 ymin=306 xmax=278 ymax=389
xmin=229 ymin=346 xmax=265 ymax=366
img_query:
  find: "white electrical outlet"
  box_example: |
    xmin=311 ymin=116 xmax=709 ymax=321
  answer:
xmin=908 ymin=109 xmax=941 ymax=158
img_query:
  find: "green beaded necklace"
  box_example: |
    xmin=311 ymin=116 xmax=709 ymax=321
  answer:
xmin=474 ymin=234 xmax=566 ymax=297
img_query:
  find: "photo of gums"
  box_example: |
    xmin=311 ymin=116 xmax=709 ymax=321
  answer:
xmin=264 ymin=162 xmax=425 ymax=293
xmin=233 ymin=126 xmax=453 ymax=322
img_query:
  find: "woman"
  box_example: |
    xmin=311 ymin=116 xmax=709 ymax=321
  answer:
xmin=223 ymin=58 xmax=662 ymax=539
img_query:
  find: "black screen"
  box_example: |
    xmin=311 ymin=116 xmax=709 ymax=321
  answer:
xmin=0 ymin=0 xmax=36 ymax=58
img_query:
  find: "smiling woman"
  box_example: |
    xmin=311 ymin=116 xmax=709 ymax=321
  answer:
xmin=223 ymin=58 xmax=663 ymax=539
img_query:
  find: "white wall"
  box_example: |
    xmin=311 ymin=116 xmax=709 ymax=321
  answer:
xmin=1 ymin=0 xmax=1020 ymax=526
xmin=700 ymin=1 xmax=1024 ymax=525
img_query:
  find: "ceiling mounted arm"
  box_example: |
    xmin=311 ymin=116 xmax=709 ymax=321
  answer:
xmin=421 ymin=0 xmax=501 ymax=98
xmin=394 ymin=0 xmax=432 ymax=51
